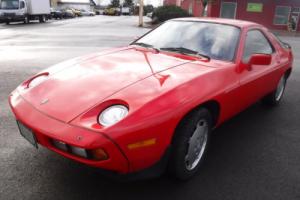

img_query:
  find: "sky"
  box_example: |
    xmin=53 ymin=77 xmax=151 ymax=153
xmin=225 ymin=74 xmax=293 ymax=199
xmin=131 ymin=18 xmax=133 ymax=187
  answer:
xmin=144 ymin=0 xmax=164 ymax=7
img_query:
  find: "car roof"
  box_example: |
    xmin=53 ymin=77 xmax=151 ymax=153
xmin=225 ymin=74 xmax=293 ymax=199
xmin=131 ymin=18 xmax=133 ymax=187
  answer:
xmin=171 ymin=17 xmax=261 ymax=29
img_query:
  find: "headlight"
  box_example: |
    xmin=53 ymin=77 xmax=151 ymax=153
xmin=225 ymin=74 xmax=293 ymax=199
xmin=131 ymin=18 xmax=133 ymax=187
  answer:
xmin=28 ymin=75 xmax=48 ymax=88
xmin=98 ymin=105 xmax=128 ymax=127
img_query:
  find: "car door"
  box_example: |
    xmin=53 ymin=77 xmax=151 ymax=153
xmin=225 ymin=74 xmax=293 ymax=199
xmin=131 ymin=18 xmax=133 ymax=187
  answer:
xmin=238 ymin=28 xmax=281 ymax=108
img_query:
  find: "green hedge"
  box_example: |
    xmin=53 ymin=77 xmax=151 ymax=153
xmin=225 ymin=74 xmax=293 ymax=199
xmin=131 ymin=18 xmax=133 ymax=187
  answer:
xmin=152 ymin=5 xmax=191 ymax=23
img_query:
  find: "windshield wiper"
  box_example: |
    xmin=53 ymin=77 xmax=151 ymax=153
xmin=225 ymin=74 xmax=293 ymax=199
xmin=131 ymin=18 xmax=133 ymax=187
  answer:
xmin=160 ymin=47 xmax=210 ymax=60
xmin=132 ymin=42 xmax=160 ymax=53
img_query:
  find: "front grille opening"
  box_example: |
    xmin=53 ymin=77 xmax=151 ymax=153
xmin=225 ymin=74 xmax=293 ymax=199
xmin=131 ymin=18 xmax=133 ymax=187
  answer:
xmin=51 ymin=139 xmax=108 ymax=161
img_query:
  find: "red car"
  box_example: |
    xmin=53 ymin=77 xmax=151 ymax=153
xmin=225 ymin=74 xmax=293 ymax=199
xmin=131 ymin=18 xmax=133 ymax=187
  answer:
xmin=9 ymin=18 xmax=293 ymax=180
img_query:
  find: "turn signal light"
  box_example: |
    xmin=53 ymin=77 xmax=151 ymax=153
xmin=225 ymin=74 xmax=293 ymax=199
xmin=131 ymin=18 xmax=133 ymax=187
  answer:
xmin=127 ymin=138 xmax=156 ymax=150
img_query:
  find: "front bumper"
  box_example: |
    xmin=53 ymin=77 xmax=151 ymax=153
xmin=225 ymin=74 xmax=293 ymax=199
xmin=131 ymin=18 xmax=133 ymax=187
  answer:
xmin=0 ymin=15 xmax=25 ymax=22
xmin=8 ymin=91 xmax=129 ymax=173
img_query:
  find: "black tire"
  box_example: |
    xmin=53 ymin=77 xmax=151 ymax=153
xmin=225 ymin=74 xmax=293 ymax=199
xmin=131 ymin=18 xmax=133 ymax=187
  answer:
xmin=24 ymin=16 xmax=29 ymax=24
xmin=6 ymin=21 xmax=9 ymax=25
xmin=262 ymin=74 xmax=287 ymax=106
xmin=39 ymin=15 xmax=46 ymax=23
xmin=168 ymin=108 xmax=212 ymax=180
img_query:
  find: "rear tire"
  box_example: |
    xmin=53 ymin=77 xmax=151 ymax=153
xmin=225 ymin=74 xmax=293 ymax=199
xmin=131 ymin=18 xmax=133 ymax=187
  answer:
xmin=262 ymin=75 xmax=287 ymax=106
xmin=39 ymin=15 xmax=46 ymax=23
xmin=6 ymin=21 xmax=9 ymax=25
xmin=168 ymin=108 xmax=212 ymax=180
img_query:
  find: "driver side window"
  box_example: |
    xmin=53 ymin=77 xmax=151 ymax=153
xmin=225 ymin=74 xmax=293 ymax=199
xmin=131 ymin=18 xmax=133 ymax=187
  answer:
xmin=20 ymin=1 xmax=25 ymax=9
xmin=243 ymin=30 xmax=274 ymax=63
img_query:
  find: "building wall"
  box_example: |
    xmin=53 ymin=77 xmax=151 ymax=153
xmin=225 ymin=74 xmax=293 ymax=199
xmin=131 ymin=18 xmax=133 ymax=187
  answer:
xmin=207 ymin=0 xmax=300 ymax=31
xmin=51 ymin=0 xmax=60 ymax=7
xmin=57 ymin=3 xmax=91 ymax=10
xmin=164 ymin=0 xmax=204 ymax=17
xmin=56 ymin=0 xmax=91 ymax=10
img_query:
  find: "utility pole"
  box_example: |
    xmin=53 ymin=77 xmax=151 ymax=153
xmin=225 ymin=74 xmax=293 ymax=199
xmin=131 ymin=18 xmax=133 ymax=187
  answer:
xmin=138 ymin=0 xmax=144 ymax=27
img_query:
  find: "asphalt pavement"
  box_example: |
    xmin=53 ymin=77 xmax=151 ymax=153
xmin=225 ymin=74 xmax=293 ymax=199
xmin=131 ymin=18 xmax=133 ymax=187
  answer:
xmin=0 ymin=16 xmax=299 ymax=200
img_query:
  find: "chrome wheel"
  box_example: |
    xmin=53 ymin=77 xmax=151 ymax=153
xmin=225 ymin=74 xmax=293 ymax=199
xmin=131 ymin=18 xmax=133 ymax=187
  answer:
xmin=275 ymin=76 xmax=286 ymax=101
xmin=185 ymin=119 xmax=208 ymax=171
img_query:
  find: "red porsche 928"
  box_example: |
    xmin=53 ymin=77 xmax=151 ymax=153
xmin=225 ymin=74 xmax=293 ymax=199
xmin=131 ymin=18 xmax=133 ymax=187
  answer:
xmin=9 ymin=18 xmax=293 ymax=180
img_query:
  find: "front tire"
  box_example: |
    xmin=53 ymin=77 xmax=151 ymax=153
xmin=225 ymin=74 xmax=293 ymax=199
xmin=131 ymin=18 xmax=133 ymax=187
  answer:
xmin=168 ymin=108 xmax=212 ymax=180
xmin=262 ymin=75 xmax=287 ymax=106
xmin=24 ymin=16 xmax=29 ymax=24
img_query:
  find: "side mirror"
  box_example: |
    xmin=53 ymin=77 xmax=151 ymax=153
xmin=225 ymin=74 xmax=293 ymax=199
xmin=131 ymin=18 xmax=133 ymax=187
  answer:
xmin=283 ymin=42 xmax=292 ymax=49
xmin=249 ymin=54 xmax=272 ymax=66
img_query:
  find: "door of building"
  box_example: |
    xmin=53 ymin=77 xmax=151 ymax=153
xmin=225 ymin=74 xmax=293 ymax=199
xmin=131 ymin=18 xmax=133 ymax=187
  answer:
xmin=291 ymin=7 xmax=300 ymax=31
xmin=220 ymin=2 xmax=237 ymax=19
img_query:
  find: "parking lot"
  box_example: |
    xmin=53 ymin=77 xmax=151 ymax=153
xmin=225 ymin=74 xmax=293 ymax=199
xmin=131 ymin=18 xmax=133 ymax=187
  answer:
xmin=0 ymin=16 xmax=299 ymax=200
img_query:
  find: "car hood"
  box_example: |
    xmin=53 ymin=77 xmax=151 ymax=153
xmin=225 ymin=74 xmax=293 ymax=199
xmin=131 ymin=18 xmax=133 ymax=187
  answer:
xmin=20 ymin=47 xmax=192 ymax=123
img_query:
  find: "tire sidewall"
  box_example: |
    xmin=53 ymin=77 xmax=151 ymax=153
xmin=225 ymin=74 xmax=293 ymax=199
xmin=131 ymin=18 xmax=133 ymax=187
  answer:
xmin=262 ymin=74 xmax=288 ymax=106
xmin=275 ymin=76 xmax=287 ymax=103
xmin=24 ymin=16 xmax=29 ymax=24
xmin=169 ymin=108 xmax=212 ymax=180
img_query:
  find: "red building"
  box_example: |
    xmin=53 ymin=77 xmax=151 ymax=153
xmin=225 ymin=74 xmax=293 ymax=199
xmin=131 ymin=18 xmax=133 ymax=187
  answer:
xmin=164 ymin=0 xmax=204 ymax=17
xmin=164 ymin=0 xmax=300 ymax=32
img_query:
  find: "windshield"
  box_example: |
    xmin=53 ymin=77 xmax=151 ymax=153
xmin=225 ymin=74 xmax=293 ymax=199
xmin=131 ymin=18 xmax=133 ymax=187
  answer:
xmin=134 ymin=21 xmax=241 ymax=61
xmin=0 ymin=0 xmax=20 ymax=9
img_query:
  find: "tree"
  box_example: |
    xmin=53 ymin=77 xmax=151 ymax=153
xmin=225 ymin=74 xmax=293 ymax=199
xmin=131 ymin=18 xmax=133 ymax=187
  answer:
xmin=123 ymin=0 xmax=133 ymax=7
xmin=110 ymin=0 xmax=120 ymax=8
xmin=144 ymin=4 xmax=154 ymax=14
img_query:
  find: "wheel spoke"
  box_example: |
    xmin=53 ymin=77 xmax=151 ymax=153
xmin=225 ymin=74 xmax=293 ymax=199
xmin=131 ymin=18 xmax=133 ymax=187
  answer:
xmin=275 ymin=77 xmax=286 ymax=101
xmin=185 ymin=119 xmax=208 ymax=171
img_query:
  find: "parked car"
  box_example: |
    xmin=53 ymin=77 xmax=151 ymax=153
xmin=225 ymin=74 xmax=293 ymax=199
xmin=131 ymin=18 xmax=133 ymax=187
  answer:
xmin=9 ymin=18 xmax=293 ymax=180
xmin=121 ymin=7 xmax=130 ymax=15
xmin=80 ymin=9 xmax=95 ymax=16
xmin=69 ymin=8 xmax=82 ymax=17
xmin=50 ymin=8 xmax=63 ymax=20
xmin=61 ymin=9 xmax=75 ymax=19
xmin=95 ymin=9 xmax=104 ymax=15
xmin=146 ymin=12 xmax=153 ymax=18
xmin=103 ymin=7 xmax=120 ymax=16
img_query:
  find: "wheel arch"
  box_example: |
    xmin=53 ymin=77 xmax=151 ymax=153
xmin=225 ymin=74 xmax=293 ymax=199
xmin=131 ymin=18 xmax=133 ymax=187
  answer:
xmin=171 ymin=100 xmax=221 ymax=144
xmin=285 ymin=68 xmax=292 ymax=79
xmin=201 ymin=100 xmax=221 ymax=128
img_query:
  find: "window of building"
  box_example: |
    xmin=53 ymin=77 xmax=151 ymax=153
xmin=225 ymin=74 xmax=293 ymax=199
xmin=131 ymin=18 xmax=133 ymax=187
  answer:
xmin=220 ymin=2 xmax=237 ymax=19
xmin=243 ymin=30 xmax=274 ymax=63
xmin=188 ymin=2 xmax=193 ymax=15
xmin=274 ymin=6 xmax=291 ymax=25
xmin=176 ymin=0 xmax=181 ymax=7
xmin=292 ymin=7 xmax=300 ymax=13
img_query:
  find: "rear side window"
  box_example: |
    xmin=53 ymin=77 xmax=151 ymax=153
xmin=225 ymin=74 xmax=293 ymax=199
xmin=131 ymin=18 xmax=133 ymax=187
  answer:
xmin=243 ymin=30 xmax=274 ymax=62
xmin=270 ymin=32 xmax=291 ymax=49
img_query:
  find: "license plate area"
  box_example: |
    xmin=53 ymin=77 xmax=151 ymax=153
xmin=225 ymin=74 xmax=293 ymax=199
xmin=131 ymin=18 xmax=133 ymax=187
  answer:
xmin=17 ymin=121 xmax=38 ymax=148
